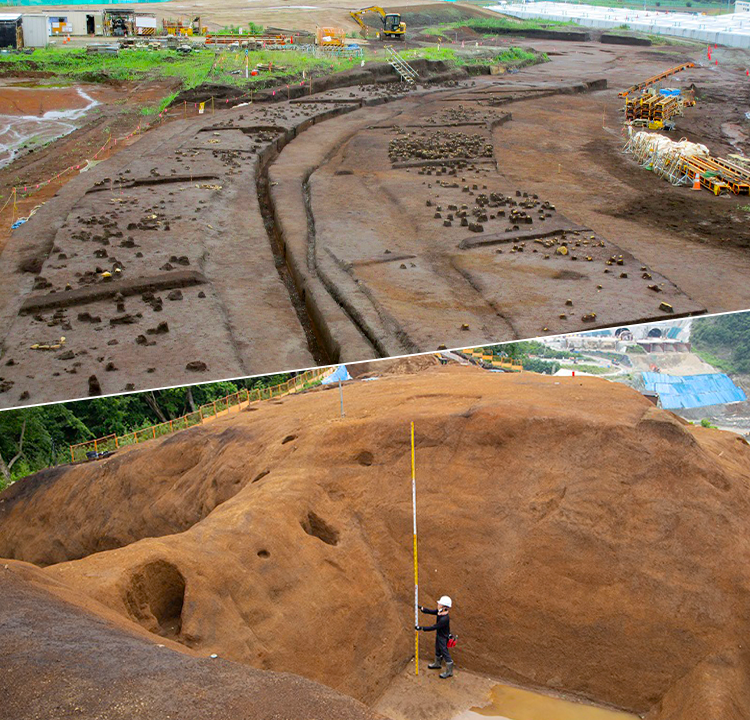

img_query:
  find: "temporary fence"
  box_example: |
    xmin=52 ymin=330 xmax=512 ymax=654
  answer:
xmin=0 ymin=121 xmax=147 ymax=228
xmin=0 ymin=62 xmax=337 ymax=230
xmin=69 ymin=366 xmax=333 ymax=462
xmin=462 ymin=348 xmax=523 ymax=372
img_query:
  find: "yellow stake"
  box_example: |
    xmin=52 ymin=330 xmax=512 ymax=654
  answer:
xmin=412 ymin=421 xmax=418 ymax=675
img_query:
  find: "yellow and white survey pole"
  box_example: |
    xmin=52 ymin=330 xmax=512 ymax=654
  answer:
xmin=411 ymin=421 xmax=419 ymax=675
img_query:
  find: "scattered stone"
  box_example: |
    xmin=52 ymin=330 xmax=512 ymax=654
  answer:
xmin=110 ymin=314 xmax=138 ymax=326
xmin=88 ymin=374 xmax=102 ymax=396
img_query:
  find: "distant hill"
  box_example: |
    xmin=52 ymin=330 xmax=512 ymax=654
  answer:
xmin=691 ymin=314 xmax=750 ymax=375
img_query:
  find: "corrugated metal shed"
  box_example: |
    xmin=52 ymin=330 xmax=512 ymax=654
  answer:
xmin=21 ymin=14 xmax=48 ymax=47
xmin=641 ymin=372 xmax=747 ymax=409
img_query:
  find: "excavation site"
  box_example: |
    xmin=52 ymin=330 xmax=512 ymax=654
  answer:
xmin=2 ymin=359 xmax=750 ymax=720
xmin=2 ymin=31 xmax=749 ymax=408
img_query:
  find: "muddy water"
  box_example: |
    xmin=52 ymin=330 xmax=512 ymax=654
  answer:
xmin=453 ymin=683 xmax=640 ymax=720
xmin=0 ymin=84 xmax=100 ymax=169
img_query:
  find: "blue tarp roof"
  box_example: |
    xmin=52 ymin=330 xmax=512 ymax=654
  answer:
xmin=641 ymin=372 xmax=746 ymax=410
xmin=321 ymin=365 xmax=352 ymax=385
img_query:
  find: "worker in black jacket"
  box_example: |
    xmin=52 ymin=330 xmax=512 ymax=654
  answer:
xmin=416 ymin=595 xmax=453 ymax=678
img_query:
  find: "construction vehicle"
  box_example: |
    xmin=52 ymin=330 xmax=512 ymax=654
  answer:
xmin=350 ymin=6 xmax=405 ymax=40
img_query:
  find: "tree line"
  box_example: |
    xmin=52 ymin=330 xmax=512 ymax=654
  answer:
xmin=0 ymin=373 xmax=290 ymax=490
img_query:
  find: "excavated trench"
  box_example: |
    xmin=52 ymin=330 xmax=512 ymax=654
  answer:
xmin=257 ymin=167 xmax=329 ymax=364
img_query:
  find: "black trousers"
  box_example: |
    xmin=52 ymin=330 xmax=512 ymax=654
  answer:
xmin=436 ymin=634 xmax=452 ymax=663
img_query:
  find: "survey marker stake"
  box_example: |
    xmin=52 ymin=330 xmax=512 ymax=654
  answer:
xmin=412 ymin=421 xmax=418 ymax=674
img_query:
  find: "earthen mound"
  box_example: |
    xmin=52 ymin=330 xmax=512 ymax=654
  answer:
xmin=2 ymin=365 xmax=750 ymax=719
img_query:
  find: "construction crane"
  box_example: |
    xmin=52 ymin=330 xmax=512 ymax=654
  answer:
xmin=350 ymin=6 xmax=405 ymax=40
xmin=618 ymin=62 xmax=695 ymax=98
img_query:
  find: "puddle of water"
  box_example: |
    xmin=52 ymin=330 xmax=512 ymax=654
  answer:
xmin=0 ymin=86 xmax=99 ymax=169
xmin=453 ymin=683 xmax=639 ymax=720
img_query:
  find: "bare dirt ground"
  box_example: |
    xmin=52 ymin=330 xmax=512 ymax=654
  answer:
xmin=2 ymin=364 xmax=750 ymax=720
xmin=494 ymin=42 xmax=750 ymax=311
xmin=0 ymin=561 xmax=384 ymax=720
xmin=0 ymin=76 xmax=181 ymax=252
xmin=0 ymin=32 xmax=748 ymax=407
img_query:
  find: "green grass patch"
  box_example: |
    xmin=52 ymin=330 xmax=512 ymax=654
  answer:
xmin=0 ymin=46 xmax=361 ymax=116
xmin=422 ymin=15 xmax=581 ymax=38
xmin=400 ymin=44 xmax=543 ymax=68
xmin=0 ymin=47 xmax=216 ymax=88
xmin=560 ymin=363 xmax=612 ymax=375
xmin=496 ymin=46 xmax=536 ymax=63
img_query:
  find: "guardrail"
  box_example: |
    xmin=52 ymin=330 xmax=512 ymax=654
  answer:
xmin=461 ymin=348 xmax=524 ymax=371
xmin=69 ymin=366 xmax=333 ymax=463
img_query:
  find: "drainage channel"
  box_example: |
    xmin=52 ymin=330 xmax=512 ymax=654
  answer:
xmin=256 ymin=167 xmax=330 ymax=366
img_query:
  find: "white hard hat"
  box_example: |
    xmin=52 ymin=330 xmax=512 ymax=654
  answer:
xmin=438 ymin=595 xmax=452 ymax=608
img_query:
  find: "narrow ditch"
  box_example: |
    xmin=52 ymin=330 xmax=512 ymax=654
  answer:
xmin=301 ymin=176 xmax=385 ymax=357
xmin=256 ymin=163 xmax=330 ymax=366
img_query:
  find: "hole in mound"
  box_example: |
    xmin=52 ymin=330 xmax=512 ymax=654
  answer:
xmin=301 ymin=511 xmax=339 ymax=546
xmin=122 ymin=560 xmax=186 ymax=640
xmin=356 ymin=450 xmax=374 ymax=466
xmin=253 ymin=469 xmax=270 ymax=483
xmin=282 ymin=434 xmax=297 ymax=445
xmin=245 ymin=407 xmax=259 ymax=412
xmin=257 ymin=549 xmax=270 ymax=558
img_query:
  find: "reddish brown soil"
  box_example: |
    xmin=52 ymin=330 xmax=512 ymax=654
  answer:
xmin=493 ymin=41 xmax=750 ymax=312
xmin=0 ymin=561 xmax=384 ymax=720
xmin=2 ymin=365 xmax=750 ymax=719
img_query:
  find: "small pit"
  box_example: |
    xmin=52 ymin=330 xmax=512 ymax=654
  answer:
xmin=356 ymin=450 xmax=374 ymax=467
xmin=301 ymin=511 xmax=339 ymax=546
xmin=122 ymin=559 xmax=186 ymax=639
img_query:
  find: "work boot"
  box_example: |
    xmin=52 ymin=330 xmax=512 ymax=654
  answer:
xmin=440 ymin=661 xmax=454 ymax=679
xmin=428 ymin=656 xmax=443 ymax=670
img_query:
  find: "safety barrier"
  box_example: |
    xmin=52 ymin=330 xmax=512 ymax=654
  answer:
xmin=461 ymin=348 xmax=523 ymax=372
xmin=69 ymin=366 xmax=333 ymax=462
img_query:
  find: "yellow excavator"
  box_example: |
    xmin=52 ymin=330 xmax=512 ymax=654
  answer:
xmin=350 ymin=6 xmax=406 ymax=40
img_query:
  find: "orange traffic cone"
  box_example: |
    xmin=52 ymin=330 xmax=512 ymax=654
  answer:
xmin=691 ymin=173 xmax=701 ymax=191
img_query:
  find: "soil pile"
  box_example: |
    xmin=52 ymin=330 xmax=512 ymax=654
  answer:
xmin=2 ymin=365 xmax=750 ymax=719
xmin=0 ymin=561 xmax=383 ymax=720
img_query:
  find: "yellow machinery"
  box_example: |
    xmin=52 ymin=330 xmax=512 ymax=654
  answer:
xmin=350 ymin=6 xmax=405 ymax=40
xmin=618 ymin=62 xmax=695 ymax=98
xmin=163 ymin=16 xmax=204 ymax=36
xmin=315 ymin=26 xmax=347 ymax=47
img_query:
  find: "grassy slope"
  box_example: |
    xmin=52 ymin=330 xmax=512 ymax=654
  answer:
xmin=0 ymin=47 xmax=359 ymax=112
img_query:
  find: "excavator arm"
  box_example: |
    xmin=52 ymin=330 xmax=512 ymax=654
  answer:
xmin=350 ymin=6 xmax=404 ymax=38
xmin=350 ymin=6 xmax=385 ymax=34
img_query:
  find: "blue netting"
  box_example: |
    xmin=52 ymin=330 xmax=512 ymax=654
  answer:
xmin=641 ymin=372 xmax=746 ymax=409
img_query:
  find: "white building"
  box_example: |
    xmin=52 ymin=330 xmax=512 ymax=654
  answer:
xmin=490 ymin=1 xmax=750 ymax=48
xmin=20 ymin=14 xmax=48 ymax=47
